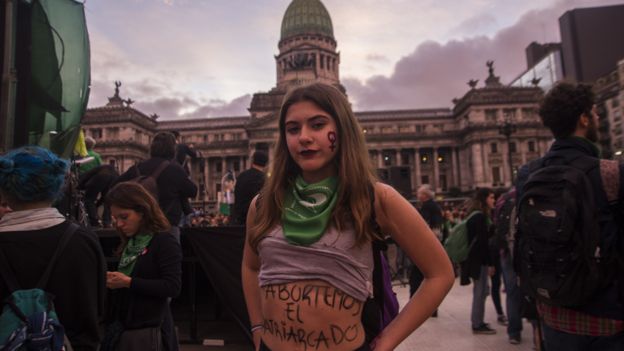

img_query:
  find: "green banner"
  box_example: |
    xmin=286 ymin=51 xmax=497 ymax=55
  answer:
xmin=28 ymin=0 xmax=90 ymax=158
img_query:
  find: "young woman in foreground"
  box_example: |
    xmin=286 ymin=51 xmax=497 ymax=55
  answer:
xmin=242 ymin=83 xmax=454 ymax=351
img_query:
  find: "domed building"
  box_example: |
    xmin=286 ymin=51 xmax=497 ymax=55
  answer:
xmin=249 ymin=0 xmax=343 ymax=119
xmin=82 ymin=0 xmax=551 ymax=211
xmin=277 ymin=0 xmax=341 ymax=91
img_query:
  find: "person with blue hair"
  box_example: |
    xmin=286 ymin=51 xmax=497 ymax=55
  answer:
xmin=0 ymin=146 xmax=107 ymax=350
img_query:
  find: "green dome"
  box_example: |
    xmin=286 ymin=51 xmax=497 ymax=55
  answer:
xmin=280 ymin=0 xmax=334 ymax=40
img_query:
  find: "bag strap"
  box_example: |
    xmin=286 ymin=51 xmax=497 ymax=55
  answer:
xmin=36 ymin=223 xmax=80 ymax=289
xmin=0 ymin=244 xmax=19 ymax=293
xmin=151 ymin=161 xmax=170 ymax=180
xmin=368 ymin=183 xmax=387 ymax=309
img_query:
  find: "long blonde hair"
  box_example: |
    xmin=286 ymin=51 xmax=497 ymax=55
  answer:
xmin=249 ymin=83 xmax=379 ymax=250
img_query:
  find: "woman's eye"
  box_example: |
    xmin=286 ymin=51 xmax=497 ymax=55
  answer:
xmin=312 ymin=122 xmax=325 ymax=130
xmin=286 ymin=127 xmax=300 ymax=134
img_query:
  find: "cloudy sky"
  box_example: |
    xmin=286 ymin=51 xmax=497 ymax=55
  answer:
xmin=85 ymin=0 xmax=623 ymax=119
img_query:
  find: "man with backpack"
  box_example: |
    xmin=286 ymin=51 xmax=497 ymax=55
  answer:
xmin=515 ymin=82 xmax=624 ymax=350
xmin=116 ymin=132 xmax=198 ymax=241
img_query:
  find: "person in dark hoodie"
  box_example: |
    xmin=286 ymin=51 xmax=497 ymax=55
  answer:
xmin=116 ymin=132 xmax=197 ymax=242
xmin=461 ymin=187 xmax=497 ymax=335
xmin=0 ymin=146 xmax=106 ymax=350
xmin=515 ymin=82 xmax=624 ymax=350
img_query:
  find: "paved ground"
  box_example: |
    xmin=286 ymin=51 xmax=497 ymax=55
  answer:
xmin=180 ymin=277 xmax=536 ymax=351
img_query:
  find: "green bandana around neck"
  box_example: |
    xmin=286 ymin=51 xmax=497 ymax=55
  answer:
xmin=118 ymin=233 xmax=153 ymax=276
xmin=282 ymin=175 xmax=338 ymax=246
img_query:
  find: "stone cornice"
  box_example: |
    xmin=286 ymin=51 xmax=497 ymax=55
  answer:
xmin=453 ymin=87 xmax=543 ymax=116
xmin=279 ymin=33 xmax=337 ymax=50
xmin=199 ymin=140 xmax=249 ymax=150
xmin=157 ymin=116 xmax=249 ymax=131
xmin=84 ymin=106 xmax=158 ymax=131
xmin=366 ymin=132 xmax=460 ymax=143
xmin=356 ymin=108 xmax=453 ymax=122
xmin=96 ymin=139 xmax=150 ymax=153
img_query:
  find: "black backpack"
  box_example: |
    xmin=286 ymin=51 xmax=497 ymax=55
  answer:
xmin=0 ymin=223 xmax=78 ymax=350
xmin=131 ymin=161 xmax=169 ymax=200
xmin=516 ymin=155 xmax=612 ymax=307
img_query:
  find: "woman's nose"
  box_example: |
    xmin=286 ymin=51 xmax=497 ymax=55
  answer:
xmin=299 ymin=128 xmax=313 ymax=144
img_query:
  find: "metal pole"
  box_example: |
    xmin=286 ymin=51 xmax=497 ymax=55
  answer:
xmin=1 ymin=0 xmax=17 ymax=152
xmin=507 ymin=135 xmax=514 ymax=184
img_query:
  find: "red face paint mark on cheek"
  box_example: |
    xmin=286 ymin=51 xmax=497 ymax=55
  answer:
xmin=328 ymin=132 xmax=337 ymax=152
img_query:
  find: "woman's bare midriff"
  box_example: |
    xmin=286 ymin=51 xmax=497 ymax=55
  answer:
xmin=260 ymin=279 xmax=366 ymax=351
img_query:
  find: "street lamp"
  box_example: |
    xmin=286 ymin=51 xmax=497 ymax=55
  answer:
xmin=498 ymin=113 xmax=517 ymax=184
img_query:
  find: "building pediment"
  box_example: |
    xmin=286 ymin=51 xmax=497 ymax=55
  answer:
xmin=247 ymin=112 xmax=279 ymax=130
xmin=453 ymin=86 xmax=543 ymax=115
xmin=83 ymin=106 xmax=158 ymax=131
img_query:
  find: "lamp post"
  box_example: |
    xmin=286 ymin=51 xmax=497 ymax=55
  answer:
xmin=498 ymin=113 xmax=517 ymax=184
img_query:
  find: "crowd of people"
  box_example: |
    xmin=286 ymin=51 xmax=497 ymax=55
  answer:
xmin=0 ymin=81 xmax=623 ymax=351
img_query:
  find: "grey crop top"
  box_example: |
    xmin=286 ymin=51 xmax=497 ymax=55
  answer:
xmin=257 ymin=224 xmax=374 ymax=302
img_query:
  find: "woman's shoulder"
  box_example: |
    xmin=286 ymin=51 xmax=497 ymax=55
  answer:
xmin=373 ymin=181 xmax=397 ymax=201
xmin=466 ymin=211 xmax=486 ymax=223
xmin=372 ymin=181 xmax=406 ymax=209
xmin=151 ymin=231 xmax=178 ymax=243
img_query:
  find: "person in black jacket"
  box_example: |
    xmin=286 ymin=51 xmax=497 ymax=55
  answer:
xmin=515 ymin=82 xmax=624 ymax=350
xmin=79 ymin=164 xmax=119 ymax=227
xmin=461 ymin=187 xmax=497 ymax=335
xmin=116 ymin=132 xmax=197 ymax=241
xmin=0 ymin=146 xmax=107 ymax=351
xmin=171 ymin=131 xmax=198 ymax=225
xmin=231 ymin=150 xmax=267 ymax=225
xmin=104 ymin=182 xmax=182 ymax=351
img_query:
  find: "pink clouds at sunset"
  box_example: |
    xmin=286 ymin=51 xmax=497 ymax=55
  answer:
xmin=85 ymin=0 xmax=622 ymax=119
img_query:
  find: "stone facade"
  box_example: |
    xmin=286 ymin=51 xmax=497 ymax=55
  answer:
xmin=595 ymin=59 xmax=624 ymax=158
xmin=81 ymin=0 xmax=552 ymax=210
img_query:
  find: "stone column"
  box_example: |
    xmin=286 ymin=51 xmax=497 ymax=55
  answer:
xmin=521 ymin=141 xmax=528 ymax=165
xmin=377 ymin=150 xmax=383 ymax=169
xmin=451 ymin=147 xmax=459 ymax=188
xmin=433 ymin=148 xmax=440 ymax=192
xmin=415 ymin=148 xmax=421 ymax=188
xmin=221 ymin=157 xmax=227 ymax=175
xmin=410 ymin=149 xmax=417 ymax=192
xmin=481 ymin=141 xmax=490 ymax=184
xmin=501 ymin=141 xmax=510 ymax=186
xmin=471 ymin=143 xmax=484 ymax=188
xmin=248 ymin=143 xmax=255 ymax=165
xmin=203 ymin=157 xmax=209 ymax=201
xmin=395 ymin=149 xmax=401 ymax=166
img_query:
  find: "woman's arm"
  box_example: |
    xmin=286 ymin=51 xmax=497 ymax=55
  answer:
xmin=242 ymin=196 xmax=264 ymax=351
xmin=372 ymin=183 xmax=455 ymax=351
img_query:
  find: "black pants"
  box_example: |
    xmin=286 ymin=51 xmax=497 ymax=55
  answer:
xmin=259 ymin=341 xmax=371 ymax=351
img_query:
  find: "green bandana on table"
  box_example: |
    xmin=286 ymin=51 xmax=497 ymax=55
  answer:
xmin=118 ymin=233 xmax=153 ymax=276
xmin=282 ymin=175 xmax=338 ymax=246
